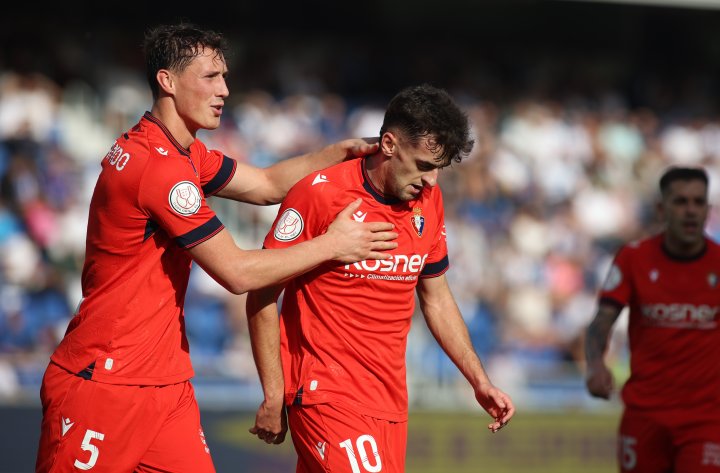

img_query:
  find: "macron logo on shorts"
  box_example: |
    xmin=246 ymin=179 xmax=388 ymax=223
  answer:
xmin=315 ymin=441 xmax=326 ymax=460
xmin=62 ymin=417 xmax=74 ymax=436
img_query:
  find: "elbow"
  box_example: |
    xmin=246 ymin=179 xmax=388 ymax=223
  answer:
xmin=260 ymin=190 xmax=285 ymax=206
xmin=225 ymin=276 xmax=254 ymax=295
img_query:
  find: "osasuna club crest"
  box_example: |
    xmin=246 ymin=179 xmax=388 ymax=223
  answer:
xmin=411 ymin=207 xmax=425 ymax=237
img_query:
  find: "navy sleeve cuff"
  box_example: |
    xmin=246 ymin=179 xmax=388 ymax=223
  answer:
xmin=176 ymin=216 xmax=224 ymax=248
xmin=202 ymin=156 xmax=236 ymax=196
xmin=420 ymin=255 xmax=449 ymax=278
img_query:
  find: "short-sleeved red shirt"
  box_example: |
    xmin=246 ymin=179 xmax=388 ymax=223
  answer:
xmin=599 ymin=233 xmax=720 ymax=410
xmin=51 ymin=112 xmax=236 ymax=385
xmin=264 ymin=158 xmax=449 ymax=421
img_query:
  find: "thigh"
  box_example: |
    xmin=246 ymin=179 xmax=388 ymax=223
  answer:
xmin=136 ymin=381 xmax=215 ymax=473
xmin=674 ymin=411 xmax=720 ymax=473
xmin=36 ymin=362 xmax=164 ymax=473
xmin=618 ymin=408 xmax=672 ymax=473
xmin=288 ymin=403 xmax=406 ymax=473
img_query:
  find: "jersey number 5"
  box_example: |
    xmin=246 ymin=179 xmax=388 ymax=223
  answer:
xmin=74 ymin=429 xmax=105 ymax=470
xmin=619 ymin=435 xmax=637 ymax=470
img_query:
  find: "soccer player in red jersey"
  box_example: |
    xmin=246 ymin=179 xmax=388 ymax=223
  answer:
xmin=585 ymin=166 xmax=720 ymax=473
xmin=35 ymin=24 xmax=398 ymax=473
xmin=246 ymin=84 xmax=515 ymax=472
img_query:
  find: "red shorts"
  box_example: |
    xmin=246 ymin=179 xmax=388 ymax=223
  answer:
xmin=619 ymin=406 xmax=720 ymax=473
xmin=287 ymin=403 xmax=407 ymax=473
xmin=35 ymin=361 xmax=215 ymax=473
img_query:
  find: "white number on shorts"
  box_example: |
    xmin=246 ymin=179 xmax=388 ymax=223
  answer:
xmin=74 ymin=429 xmax=105 ymax=470
xmin=619 ymin=435 xmax=637 ymax=470
xmin=339 ymin=434 xmax=382 ymax=473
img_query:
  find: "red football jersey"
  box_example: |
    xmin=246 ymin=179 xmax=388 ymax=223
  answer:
xmin=599 ymin=233 xmax=720 ymax=409
xmin=50 ymin=112 xmax=236 ymax=385
xmin=264 ymin=158 xmax=449 ymax=422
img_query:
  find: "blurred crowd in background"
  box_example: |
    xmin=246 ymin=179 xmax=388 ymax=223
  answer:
xmin=2 ymin=9 xmax=720 ymax=410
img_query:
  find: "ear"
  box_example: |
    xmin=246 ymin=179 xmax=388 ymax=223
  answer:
xmin=656 ymin=199 xmax=665 ymax=221
xmin=380 ymin=132 xmax=396 ymax=157
xmin=156 ymin=69 xmax=174 ymax=96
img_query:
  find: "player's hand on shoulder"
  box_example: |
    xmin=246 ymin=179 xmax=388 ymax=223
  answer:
xmin=326 ymin=198 xmax=398 ymax=263
xmin=339 ymin=137 xmax=379 ymax=161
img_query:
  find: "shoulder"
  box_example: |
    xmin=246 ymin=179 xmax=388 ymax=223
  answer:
xmin=620 ymin=234 xmax=659 ymax=255
xmin=290 ymin=160 xmax=357 ymax=200
xmin=703 ymin=236 xmax=720 ymax=259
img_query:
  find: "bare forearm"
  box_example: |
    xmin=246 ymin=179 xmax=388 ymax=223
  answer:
xmin=189 ymin=230 xmax=337 ymax=295
xmin=419 ymin=279 xmax=491 ymax=388
xmin=427 ymin=305 xmax=490 ymax=387
xmin=585 ymin=304 xmax=621 ymax=366
xmin=247 ymin=287 xmax=284 ymax=402
xmin=263 ymin=143 xmax=345 ymax=199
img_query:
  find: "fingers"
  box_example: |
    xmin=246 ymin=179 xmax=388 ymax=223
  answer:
xmin=586 ymin=376 xmax=614 ymax=399
xmin=488 ymin=418 xmax=510 ymax=433
xmin=364 ymin=251 xmax=395 ymax=261
xmin=353 ymin=141 xmax=379 ymax=155
xmin=338 ymin=198 xmax=362 ymax=216
xmin=370 ymin=234 xmax=399 ymax=245
xmin=364 ymin=221 xmax=396 ymax=232
xmin=249 ymin=427 xmax=284 ymax=444
xmin=349 ymin=140 xmax=379 ymax=156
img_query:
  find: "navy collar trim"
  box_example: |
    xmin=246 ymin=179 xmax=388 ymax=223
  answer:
xmin=143 ymin=112 xmax=192 ymax=157
xmin=361 ymin=158 xmax=401 ymax=205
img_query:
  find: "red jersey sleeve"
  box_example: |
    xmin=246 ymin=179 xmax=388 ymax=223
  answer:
xmin=597 ymin=245 xmax=632 ymax=309
xmin=420 ymin=188 xmax=449 ymax=278
xmin=191 ymin=141 xmax=237 ymax=196
xmin=263 ymin=176 xmax=335 ymax=250
xmin=139 ymin=164 xmax=223 ymax=249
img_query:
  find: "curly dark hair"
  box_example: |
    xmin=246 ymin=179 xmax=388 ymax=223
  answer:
xmin=379 ymin=84 xmax=474 ymax=165
xmin=143 ymin=23 xmax=228 ymax=100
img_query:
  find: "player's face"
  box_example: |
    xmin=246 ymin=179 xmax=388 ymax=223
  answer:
xmin=660 ymin=179 xmax=709 ymax=250
xmin=381 ymin=132 xmax=446 ymax=202
xmin=173 ymin=47 xmax=229 ymax=134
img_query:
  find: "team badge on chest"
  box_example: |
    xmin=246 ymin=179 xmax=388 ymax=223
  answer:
xmin=708 ymin=272 xmax=718 ymax=288
xmin=411 ymin=207 xmax=425 ymax=237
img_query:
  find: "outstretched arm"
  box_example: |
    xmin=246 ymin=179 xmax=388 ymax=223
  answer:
xmin=584 ymin=302 xmax=623 ymax=400
xmin=246 ymin=284 xmax=287 ymax=445
xmin=189 ymin=199 xmax=397 ymax=294
xmin=216 ymin=138 xmax=379 ymax=205
xmin=416 ymin=275 xmax=514 ymax=433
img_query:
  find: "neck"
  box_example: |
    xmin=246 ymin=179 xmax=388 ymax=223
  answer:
xmin=150 ymin=100 xmax=195 ymax=149
xmin=364 ymin=152 xmax=390 ymax=195
xmin=663 ymin=233 xmax=706 ymax=258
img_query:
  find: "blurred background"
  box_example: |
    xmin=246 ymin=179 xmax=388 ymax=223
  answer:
xmin=3 ymin=0 xmax=720 ymax=471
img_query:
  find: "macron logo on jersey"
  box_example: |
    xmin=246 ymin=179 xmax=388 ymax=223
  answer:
xmin=155 ymin=147 xmax=169 ymax=156
xmin=353 ymin=211 xmax=367 ymax=222
xmin=312 ymin=174 xmax=329 ymax=186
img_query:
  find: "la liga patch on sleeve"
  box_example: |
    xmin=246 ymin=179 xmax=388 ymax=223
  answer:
xmin=168 ymin=181 xmax=202 ymax=215
xmin=274 ymin=208 xmax=304 ymax=241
